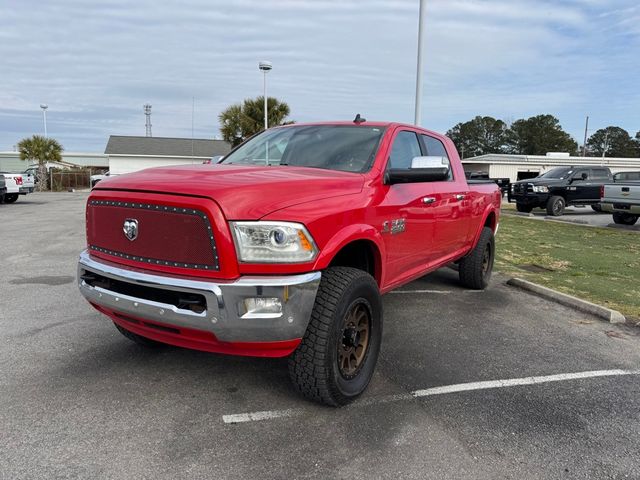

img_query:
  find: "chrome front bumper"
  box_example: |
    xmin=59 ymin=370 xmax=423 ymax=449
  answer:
xmin=77 ymin=250 xmax=321 ymax=342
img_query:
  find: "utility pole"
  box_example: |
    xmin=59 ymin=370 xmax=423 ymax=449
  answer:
xmin=582 ymin=115 xmax=589 ymax=157
xmin=40 ymin=104 xmax=48 ymax=137
xmin=414 ymin=0 xmax=427 ymax=125
xmin=259 ymin=61 xmax=273 ymax=130
xmin=144 ymin=104 xmax=152 ymax=137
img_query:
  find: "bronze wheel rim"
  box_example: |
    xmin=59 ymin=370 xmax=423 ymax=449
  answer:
xmin=482 ymin=243 xmax=491 ymax=275
xmin=338 ymin=301 xmax=371 ymax=379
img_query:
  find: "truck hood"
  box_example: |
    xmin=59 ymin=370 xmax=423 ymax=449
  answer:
xmin=94 ymin=164 xmax=365 ymax=219
xmin=513 ymin=178 xmax=564 ymax=186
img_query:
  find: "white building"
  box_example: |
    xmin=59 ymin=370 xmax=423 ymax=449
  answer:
xmin=0 ymin=151 xmax=108 ymax=172
xmin=105 ymin=136 xmax=231 ymax=175
xmin=462 ymin=153 xmax=640 ymax=181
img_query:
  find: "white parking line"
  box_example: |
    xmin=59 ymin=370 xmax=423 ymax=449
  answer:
xmin=222 ymin=369 xmax=640 ymax=424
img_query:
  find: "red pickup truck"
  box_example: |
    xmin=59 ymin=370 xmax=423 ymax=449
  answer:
xmin=78 ymin=120 xmax=501 ymax=406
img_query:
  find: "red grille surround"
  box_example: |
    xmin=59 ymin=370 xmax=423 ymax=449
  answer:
xmin=87 ymin=199 xmax=219 ymax=270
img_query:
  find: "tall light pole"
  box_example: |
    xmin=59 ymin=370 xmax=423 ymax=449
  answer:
xmin=259 ymin=61 xmax=272 ymax=130
xmin=414 ymin=0 xmax=427 ymax=126
xmin=40 ymin=104 xmax=48 ymax=137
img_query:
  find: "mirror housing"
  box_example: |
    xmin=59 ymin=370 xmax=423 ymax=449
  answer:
xmin=386 ymin=156 xmax=450 ymax=184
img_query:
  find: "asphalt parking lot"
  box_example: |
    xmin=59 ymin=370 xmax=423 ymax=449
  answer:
xmin=2 ymin=193 xmax=640 ymax=479
xmin=504 ymin=199 xmax=640 ymax=231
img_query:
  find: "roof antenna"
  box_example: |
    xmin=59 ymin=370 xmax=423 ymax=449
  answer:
xmin=353 ymin=113 xmax=366 ymax=124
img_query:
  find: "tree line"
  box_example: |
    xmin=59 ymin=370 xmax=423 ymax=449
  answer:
xmin=446 ymin=115 xmax=640 ymax=158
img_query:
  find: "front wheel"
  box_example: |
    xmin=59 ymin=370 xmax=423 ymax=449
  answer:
xmin=591 ymin=204 xmax=603 ymax=213
xmin=288 ymin=267 xmax=382 ymax=406
xmin=459 ymin=226 xmax=494 ymax=290
xmin=3 ymin=193 xmax=18 ymax=204
xmin=546 ymin=195 xmax=565 ymax=216
xmin=516 ymin=203 xmax=533 ymax=213
xmin=612 ymin=212 xmax=638 ymax=226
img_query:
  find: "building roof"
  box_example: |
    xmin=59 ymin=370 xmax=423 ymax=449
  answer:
xmin=105 ymin=136 xmax=231 ymax=158
xmin=463 ymin=153 xmax=640 ymax=168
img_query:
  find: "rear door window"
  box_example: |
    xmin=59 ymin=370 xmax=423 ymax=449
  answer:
xmin=420 ymin=134 xmax=453 ymax=181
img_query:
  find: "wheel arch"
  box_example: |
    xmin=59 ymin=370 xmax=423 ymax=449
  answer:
xmin=313 ymin=226 xmax=385 ymax=286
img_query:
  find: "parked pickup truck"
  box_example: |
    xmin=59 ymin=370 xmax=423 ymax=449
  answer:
xmin=601 ymin=183 xmax=640 ymax=226
xmin=78 ymin=120 xmax=501 ymax=405
xmin=0 ymin=172 xmax=35 ymax=203
xmin=509 ymin=166 xmax=612 ymax=216
xmin=0 ymin=174 xmax=6 ymax=202
xmin=465 ymin=171 xmax=510 ymax=196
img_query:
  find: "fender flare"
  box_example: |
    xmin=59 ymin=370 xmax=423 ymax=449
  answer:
xmin=312 ymin=224 xmax=386 ymax=284
xmin=470 ymin=206 xmax=498 ymax=249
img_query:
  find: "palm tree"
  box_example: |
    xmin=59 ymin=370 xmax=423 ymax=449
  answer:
xmin=17 ymin=135 xmax=63 ymax=190
xmin=219 ymin=97 xmax=292 ymax=146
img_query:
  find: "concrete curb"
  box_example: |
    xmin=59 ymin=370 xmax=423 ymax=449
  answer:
xmin=506 ymin=278 xmax=626 ymax=324
xmin=502 ymin=211 xmax=534 ymax=217
xmin=543 ymin=216 xmax=589 ymax=225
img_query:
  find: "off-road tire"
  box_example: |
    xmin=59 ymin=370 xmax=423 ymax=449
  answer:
xmin=459 ymin=226 xmax=494 ymax=290
xmin=612 ymin=212 xmax=638 ymax=226
xmin=3 ymin=193 xmax=18 ymax=204
xmin=546 ymin=195 xmax=565 ymax=216
xmin=114 ymin=322 xmax=165 ymax=348
xmin=516 ymin=203 xmax=533 ymax=213
xmin=288 ymin=267 xmax=382 ymax=406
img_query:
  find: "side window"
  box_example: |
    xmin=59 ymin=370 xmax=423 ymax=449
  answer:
xmin=590 ymin=169 xmax=609 ymax=180
xmin=573 ymin=169 xmax=588 ymax=181
xmin=388 ymin=131 xmax=421 ymax=169
xmin=420 ymin=134 xmax=453 ymax=181
xmin=421 ymin=135 xmax=449 ymax=159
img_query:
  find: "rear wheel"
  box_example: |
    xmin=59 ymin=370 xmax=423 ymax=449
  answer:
xmin=288 ymin=267 xmax=382 ymax=406
xmin=3 ymin=193 xmax=18 ymax=204
xmin=113 ymin=322 xmax=165 ymax=348
xmin=459 ymin=227 xmax=494 ymax=290
xmin=612 ymin=212 xmax=638 ymax=226
xmin=516 ymin=203 xmax=533 ymax=213
xmin=546 ymin=195 xmax=565 ymax=216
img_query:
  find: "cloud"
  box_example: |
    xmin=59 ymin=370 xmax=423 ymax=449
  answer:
xmin=1 ymin=0 xmax=639 ymax=151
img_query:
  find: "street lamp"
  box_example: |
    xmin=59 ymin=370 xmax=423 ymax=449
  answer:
xmin=414 ymin=0 xmax=426 ymax=125
xmin=259 ymin=61 xmax=272 ymax=130
xmin=40 ymin=104 xmax=48 ymax=137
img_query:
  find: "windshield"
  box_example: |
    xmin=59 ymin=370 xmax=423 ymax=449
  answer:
xmin=538 ymin=167 xmax=573 ymax=179
xmin=221 ymin=125 xmax=385 ymax=173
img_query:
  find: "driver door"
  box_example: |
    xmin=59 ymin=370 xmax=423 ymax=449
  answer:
xmin=378 ymin=129 xmax=436 ymax=284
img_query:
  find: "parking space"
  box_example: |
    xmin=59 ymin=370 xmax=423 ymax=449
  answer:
xmin=2 ymin=193 xmax=640 ymax=479
xmin=504 ymin=200 xmax=640 ymax=230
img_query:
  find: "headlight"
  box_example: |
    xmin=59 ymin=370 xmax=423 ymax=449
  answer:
xmin=230 ymin=221 xmax=318 ymax=263
xmin=533 ymin=185 xmax=549 ymax=193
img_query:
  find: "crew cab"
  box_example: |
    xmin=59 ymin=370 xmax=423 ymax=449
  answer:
xmin=78 ymin=120 xmax=501 ymax=406
xmin=509 ymin=166 xmax=612 ymax=216
xmin=0 ymin=172 xmax=35 ymax=203
xmin=601 ymin=182 xmax=640 ymax=226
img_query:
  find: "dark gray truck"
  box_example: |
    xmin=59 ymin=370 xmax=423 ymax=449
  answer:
xmin=508 ymin=166 xmax=612 ymax=216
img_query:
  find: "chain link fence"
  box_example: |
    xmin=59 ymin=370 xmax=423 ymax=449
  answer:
xmin=49 ymin=169 xmax=92 ymax=191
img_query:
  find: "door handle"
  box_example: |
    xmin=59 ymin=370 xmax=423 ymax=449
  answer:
xmin=422 ymin=197 xmax=436 ymax=204
xmin=454 ymin=194 xmax=466 ymax=201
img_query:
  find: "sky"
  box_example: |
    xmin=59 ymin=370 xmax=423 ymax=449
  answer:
xmin=1 ymin=0 xmax=639 ymax=152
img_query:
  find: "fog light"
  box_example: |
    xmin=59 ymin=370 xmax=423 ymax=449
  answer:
xmin=243 ymin=297 xmax=282 ymax=318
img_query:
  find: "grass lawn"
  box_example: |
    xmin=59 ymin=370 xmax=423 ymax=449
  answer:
xmin=496 ymin=215 xmax=640 ymax=319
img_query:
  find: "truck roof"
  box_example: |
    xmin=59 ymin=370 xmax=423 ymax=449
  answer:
xmin=271 ymin=121 xmax=446 ymax=138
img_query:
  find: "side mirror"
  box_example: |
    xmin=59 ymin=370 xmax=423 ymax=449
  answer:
xmin=581 ymin=172 xmax=588 ymax=180
xmin=387 ymin=156 xmax=450 ymax=184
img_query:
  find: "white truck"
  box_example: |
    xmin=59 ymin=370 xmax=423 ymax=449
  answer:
xmin=601 ymin=182 xmax=640 ymax=226
xmin=0 ymin=172 xmax=35 ymax=203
